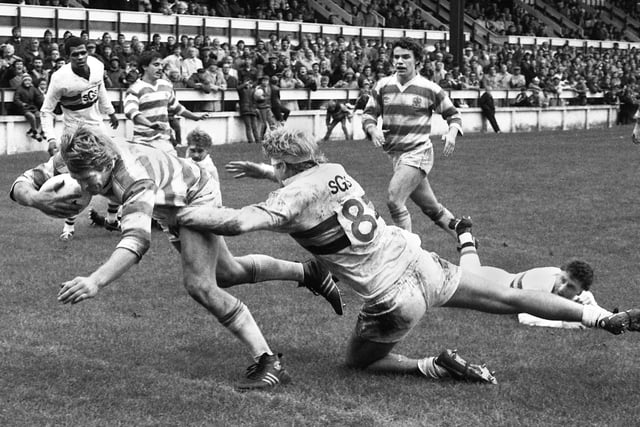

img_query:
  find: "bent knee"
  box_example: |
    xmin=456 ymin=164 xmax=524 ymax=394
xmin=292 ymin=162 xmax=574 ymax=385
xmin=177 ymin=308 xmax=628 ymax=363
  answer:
xmin=183 ymin=276 xmax=220 ymax=300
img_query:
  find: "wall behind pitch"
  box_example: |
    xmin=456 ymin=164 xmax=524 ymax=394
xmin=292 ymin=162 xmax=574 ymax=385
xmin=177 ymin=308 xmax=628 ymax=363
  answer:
xmin=0 ymin=106 xmax=618 ymax=155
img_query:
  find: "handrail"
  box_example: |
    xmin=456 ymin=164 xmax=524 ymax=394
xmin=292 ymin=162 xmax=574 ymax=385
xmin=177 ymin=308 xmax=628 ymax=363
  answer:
xmin=0 ymin=87 xmax=611 ymax=114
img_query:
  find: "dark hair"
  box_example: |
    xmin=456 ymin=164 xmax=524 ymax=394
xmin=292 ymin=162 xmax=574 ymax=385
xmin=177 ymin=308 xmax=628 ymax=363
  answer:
xmin=561 ymin=260 xmax=594 ymax=291
xmin=65 ymin=36 xmax=85 ymax=50
xmin=392 ymin=37 xmax=423 ymax=63
xmin=138 ymin=51 xmax=163 ymax=69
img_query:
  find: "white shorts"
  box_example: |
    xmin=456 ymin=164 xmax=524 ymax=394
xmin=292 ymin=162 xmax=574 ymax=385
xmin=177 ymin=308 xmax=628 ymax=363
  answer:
xmin=153 ymin=174 xmax=221 ymax=242
xmin=354 ymin=250 xmax=461 ymax=343
xmin=389 ymin=144 xmax=434 ymax=175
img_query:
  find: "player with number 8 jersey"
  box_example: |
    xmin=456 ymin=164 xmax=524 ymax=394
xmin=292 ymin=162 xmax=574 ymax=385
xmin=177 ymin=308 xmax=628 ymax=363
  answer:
xmin=177 ymin=127 xmax=640 ymax=385
xmin=257 ymin=161 xmax=425 ymax=300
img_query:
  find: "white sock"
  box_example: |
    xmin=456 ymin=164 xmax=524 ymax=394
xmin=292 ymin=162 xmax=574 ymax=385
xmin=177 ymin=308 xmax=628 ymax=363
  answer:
xmin=581 ymin=304 xmax=612 ymax=328
xmin=459 ymin=233 xmax=481 ymax=270
xmin=63 ymin=223 xmax=74 ymax=233
xmin=417 ymin=356 xmax=449 ymax=379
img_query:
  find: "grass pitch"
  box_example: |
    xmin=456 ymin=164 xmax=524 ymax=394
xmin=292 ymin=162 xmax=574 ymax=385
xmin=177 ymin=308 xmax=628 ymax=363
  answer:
xmin=1 ymin=126 xmax=640 ymax=426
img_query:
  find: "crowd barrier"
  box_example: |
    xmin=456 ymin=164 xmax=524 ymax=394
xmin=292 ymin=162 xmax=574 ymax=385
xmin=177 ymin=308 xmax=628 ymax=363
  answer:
xmin=0 ymin=87 xmax=607 ymax=116
xmin=0 ymin=102 xmax=618 ymax=156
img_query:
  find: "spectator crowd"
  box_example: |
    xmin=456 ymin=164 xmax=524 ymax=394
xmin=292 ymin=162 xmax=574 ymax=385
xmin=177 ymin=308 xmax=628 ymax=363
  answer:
xmin=2 ymin=2 xmax=640 ymax=136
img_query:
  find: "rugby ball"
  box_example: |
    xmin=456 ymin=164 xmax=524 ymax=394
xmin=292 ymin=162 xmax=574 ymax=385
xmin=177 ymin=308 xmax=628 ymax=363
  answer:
xmin=39 ymin=173 xmax=92 ymax=214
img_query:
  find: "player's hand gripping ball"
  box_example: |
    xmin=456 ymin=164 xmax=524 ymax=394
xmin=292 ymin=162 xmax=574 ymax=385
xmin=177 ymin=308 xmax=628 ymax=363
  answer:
xmin=38 ymin=174 xmax=92 ymax=215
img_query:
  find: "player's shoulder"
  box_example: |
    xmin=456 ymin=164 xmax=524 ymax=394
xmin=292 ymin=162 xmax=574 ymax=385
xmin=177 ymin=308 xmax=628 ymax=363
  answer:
xmin=524 ymin=266 xmax=561 ymax=276
xmin=412 ymin=75 xmax=445 ymax=91
xmin=375 ymin=75 xmax=397 ymax=88
xmin=156 ymin=78 xmax=173 ymax=88
xmin=88 ymin=55 xmax=105 ymax=72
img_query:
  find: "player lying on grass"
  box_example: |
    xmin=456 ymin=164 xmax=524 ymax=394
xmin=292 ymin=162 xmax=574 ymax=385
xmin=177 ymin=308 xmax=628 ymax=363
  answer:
xmin=176 ymin=127 xmax=640 ymax=385
xmin=9 ymin=126 xmax=344 ymax=391
xmin=455 ymin=219 xmax=600 ymax=329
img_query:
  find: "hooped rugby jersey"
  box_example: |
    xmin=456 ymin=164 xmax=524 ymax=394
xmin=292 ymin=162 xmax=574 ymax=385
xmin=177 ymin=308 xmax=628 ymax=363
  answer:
xmin=362 ymin=74 xmax=462 ymax=153
xmin=41 ymin=56 xmax=115 ymax=138
xmin=253 ymin=162 xmax=423 ymax=299
xmin=124 ymin=78 xmax=186 ymax=153
xmin=11 ymin=141 xmax=220 ymax=260
xmin=508 ymin=267 xmax=561 ymax=293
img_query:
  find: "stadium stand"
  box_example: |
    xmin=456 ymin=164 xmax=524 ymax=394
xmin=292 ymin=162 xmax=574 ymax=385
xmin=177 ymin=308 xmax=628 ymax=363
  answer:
xmin=0 ymin=0 xmax=637 ymax=150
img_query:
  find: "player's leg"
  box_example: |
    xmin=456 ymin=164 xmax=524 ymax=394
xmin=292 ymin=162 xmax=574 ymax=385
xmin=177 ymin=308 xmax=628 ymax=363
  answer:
xmin=60 ymin=215 xmax=76 ymax=241
xmin=179 ymin=226 xmax=290 ymax=390
xmin=386 ymin=164 xmax=423 ymax=231
xmin=214 ymin=237 xmax=344 ymax=315
xmin=452 ymin=217 xmax=481 ymax=269
xmin=106 ymin=203 xmax=121 ymax=228
xmin=444 ymin=267 xmax=616 ymax=328
xmin=345 ymin=272 xmax=496 ymax=384
xmin=409 ymin=176 xmax=457 ymax=241
xmin=345 ymin=335 xmax=495 ymax=383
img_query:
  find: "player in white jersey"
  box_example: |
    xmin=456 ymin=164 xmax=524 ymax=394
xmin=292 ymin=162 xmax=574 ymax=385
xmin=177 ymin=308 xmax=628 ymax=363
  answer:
xmin=362 ymin=38 xmax=462 ymax=240
xmin=177 ymin=127 xmax=640 ymax=385
xmin=184 ymin=128 xmax=219 ymax=180
xmin=40 ymin=37 xmax=120 ymax=241
xmin=454 ymin=218 xmax=599 ymax=329
xmin=10 ymin=125 xmax=344 ymax=391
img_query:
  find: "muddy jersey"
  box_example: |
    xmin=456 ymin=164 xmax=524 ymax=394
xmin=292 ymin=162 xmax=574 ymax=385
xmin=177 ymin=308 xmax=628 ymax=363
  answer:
xmin=253 ymin=162 xmax=423 ymax=299
xmin=11 ymin=141 xmax=220 ymax=260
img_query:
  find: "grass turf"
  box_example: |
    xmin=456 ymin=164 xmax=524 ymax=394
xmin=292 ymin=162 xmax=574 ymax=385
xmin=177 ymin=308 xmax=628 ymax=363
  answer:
xmin=1 ymin=126 xmax=640 ymax=426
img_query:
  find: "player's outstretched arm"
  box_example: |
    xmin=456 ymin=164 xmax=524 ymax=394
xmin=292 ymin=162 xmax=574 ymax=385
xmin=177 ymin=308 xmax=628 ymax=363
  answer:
xmin=178 ymin=205 xmax=274 ymax=236
xmin=11 ymin=181 xmax=80 ymax=218
xmin=58 ymin=247 xmax=139 ymax=304
xmin=225 ymin=161 xmax=277 ymax=181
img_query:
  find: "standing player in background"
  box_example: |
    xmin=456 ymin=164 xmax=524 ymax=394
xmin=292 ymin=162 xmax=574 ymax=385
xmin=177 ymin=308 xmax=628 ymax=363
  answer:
xmin=362 ymin=38 xmax=462 ymax=241
xmin=40 ymin=36 xmax=120 ymax=241
xmin=123 ymin=51 xmax=208 ymax=156
xmin=88 ymin=51 xmax=212 ymax=237
xmin=9 ymin=126 xmax=345 ymax=390
xmin=180 ymin=127 xmax=640 ymax=385
xmin=454 ymin=218 xmax=600 ymax=329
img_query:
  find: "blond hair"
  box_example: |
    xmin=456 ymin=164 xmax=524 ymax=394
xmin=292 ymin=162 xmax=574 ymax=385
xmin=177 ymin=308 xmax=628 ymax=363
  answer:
xmin=262 ymin=127 xmax=326 ymax=165
xmin=60 ymin=126 xmax=117 ymax=173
